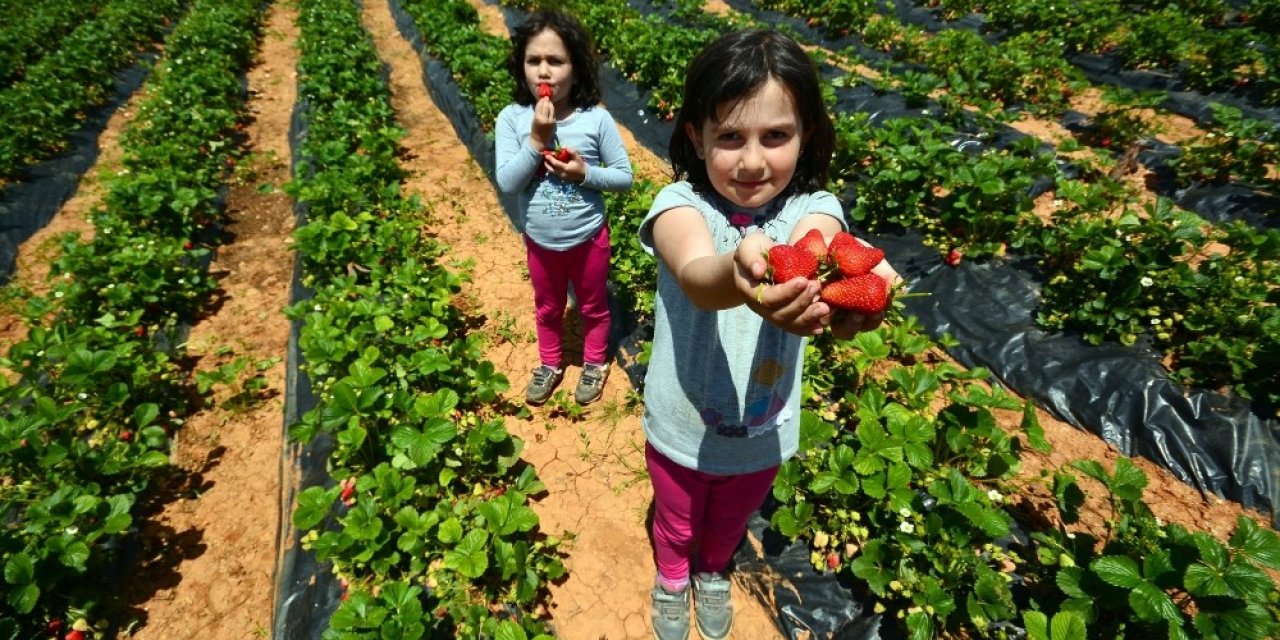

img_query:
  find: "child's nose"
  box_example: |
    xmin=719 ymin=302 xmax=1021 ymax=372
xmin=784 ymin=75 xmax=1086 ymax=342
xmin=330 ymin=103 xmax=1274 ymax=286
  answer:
xmin=739 ymin=141 xmax=767 ymax=173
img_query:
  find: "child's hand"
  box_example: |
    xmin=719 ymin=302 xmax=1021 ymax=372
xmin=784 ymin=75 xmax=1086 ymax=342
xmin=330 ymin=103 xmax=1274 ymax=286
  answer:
xmin=734 ymin=232 xmax=828 ymax=336
xmin=531 ymin=96 xmax=557 ymax=151
xmin=542 ymin=147 xmax=584 ymax=183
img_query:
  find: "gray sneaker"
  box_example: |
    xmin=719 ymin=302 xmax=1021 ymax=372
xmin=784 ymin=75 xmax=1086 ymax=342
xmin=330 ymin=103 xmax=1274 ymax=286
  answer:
xmin=693 ymin=572 xmax=733 ymax=640
xmin=651 ymin=585 xmax=690 ymax=640
xmin=574 ymin=363 xmax=609 ymax=405
xmin=525 ymin=365 xmax=563 ymax=405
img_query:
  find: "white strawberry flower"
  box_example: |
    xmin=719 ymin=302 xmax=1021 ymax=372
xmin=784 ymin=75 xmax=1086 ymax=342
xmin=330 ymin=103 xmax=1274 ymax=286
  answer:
xmin=899 ymin=521 xmax=915 ymax=534
xmin=987 ymin=489 xmax=1003 ymax=503
xmin=1140 ymin=276 xmax=1153 ymax=287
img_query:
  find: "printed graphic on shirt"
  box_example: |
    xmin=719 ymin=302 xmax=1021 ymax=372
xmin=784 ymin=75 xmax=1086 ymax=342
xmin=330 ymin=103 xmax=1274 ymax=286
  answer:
xmin=535 ymin=176 xmax=583 ymax=218
xmin=698 ymin=358 xmax=792 ymax=438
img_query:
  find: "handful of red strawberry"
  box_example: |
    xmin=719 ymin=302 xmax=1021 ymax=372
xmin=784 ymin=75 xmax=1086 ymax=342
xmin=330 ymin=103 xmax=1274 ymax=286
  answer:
xmin=766 ymin=229 xmax=890 ymax=315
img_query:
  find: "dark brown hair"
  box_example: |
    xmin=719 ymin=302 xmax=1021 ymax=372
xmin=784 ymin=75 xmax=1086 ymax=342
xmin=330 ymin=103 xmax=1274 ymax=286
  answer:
xmin=669 ymin=29 xmax=834 ymax=193
xmin=507 ymin=10 xmax=601 ymax=109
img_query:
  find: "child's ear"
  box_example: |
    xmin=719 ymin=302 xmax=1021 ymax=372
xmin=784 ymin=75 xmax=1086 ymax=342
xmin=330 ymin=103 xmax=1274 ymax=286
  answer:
xmin=684 ymin=122 xmax=704 ymax=159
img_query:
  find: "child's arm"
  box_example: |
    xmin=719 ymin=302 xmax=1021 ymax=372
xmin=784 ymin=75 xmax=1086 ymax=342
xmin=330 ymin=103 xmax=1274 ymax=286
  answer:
xmin=652 ymin=208 xmax=829 ymax=336
xmin=494 ymin=107 xmax=547 ymax=194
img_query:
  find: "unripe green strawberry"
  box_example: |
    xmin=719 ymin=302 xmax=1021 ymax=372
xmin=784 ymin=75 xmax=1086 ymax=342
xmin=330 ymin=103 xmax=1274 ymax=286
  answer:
xmin=821 ymin=273 xmax=888 ymax=314
xmin=827 ymin=231 xmax=884 ymax=277
xmin=768 ymin=244 xmax=819 ymax=283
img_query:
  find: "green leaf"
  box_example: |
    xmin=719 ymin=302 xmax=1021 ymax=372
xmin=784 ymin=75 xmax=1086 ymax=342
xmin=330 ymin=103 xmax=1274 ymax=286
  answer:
xmin=133 ymin=403 xmax=160 ymax=428
xmin=1091 ymin=555 xmax=1143 ymax=589
xmin=444 ymin=529 xmax=490 ymax=579
xmin=1184 ymin=562 xmax=1230 ymax=597
xmin=1023 ymin=611 xmax=1048 ymax=640
xmin=6 ymin=584 xmax=37 ymax=614
xmin=60 ymin=541 xmax=90 ymax=570
xmin=1229 ymin=516 xmax=1280 ymax=569
xmin=293 ymin=486 xmax=334 ymax=530
xmin=1222 ymin=558 xmax=1274 ymax=601
xmin=478 ymin=494 xmax=539 ymax=536
xmin=4 ymin=553 xmax=34 ymax=584
xmin=1129 ymin=581 xmax=1180 ymax=623
xmin=1049 ymin=611 xmax=1087 ymax=640
xmin=495 ymin=620 xmax=529 ymax=640
xmin=438 ymin=518 xmax=464 ymax=544
xmin=1021 ymin=400 xmax=1051 ymax=453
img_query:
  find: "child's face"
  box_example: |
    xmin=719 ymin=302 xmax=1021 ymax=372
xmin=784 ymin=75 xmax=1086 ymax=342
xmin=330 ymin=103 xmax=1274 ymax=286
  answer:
xmin=522 ymin=29 xmax=573 ymax=103
xmin=686 ymin=78 xmax=805 ymax=210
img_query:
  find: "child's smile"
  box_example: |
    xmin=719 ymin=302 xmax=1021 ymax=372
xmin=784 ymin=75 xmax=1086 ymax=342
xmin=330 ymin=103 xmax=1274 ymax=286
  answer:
xmin=687 ymin=78 xmax=804 ymax=210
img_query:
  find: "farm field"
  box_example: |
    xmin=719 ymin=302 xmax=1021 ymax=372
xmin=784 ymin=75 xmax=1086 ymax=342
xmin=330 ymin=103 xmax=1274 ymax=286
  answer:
xmin=1 ymin=0 xmax=1277 ymax=639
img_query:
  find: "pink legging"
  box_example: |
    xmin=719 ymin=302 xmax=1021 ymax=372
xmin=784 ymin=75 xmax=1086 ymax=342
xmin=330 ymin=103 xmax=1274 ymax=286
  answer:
xmin=647 ymin=442 xmax=779 ymax=586
xmin=524 ymin=226 xmax=612 ymax=368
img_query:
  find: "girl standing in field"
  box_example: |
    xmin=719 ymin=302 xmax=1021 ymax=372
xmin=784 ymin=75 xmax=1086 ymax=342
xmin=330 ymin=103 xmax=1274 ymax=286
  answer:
xmin=639 ymin=29 xmax=898 ymax=639
xmin=495 ymin=10 xmax=633 ymax=406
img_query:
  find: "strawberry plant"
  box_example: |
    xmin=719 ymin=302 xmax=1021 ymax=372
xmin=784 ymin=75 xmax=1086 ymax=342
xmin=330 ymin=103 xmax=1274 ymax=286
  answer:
xmin=1170 ymin=103 xmax=1279 ymax=188
xmin=1017 ymin=458 xmax=1280 ymax=638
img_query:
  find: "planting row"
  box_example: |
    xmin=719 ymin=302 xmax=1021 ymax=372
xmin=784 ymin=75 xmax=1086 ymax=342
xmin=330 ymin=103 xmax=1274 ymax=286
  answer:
xmin=0 ymin=0 xmax=106 ymax=90
xmin=0 ymin=0 xmax=184 ymax=183
xmin=0 ymin=0 xmax=264 ymax=634
xmin=280 ymin=0 xmax=561 ymax=637
xmin=414 ymin=1 xmax=1280 ymax=638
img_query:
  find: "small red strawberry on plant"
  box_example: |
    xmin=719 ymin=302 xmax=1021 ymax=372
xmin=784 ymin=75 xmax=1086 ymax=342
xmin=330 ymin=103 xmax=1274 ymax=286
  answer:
xmin=945 ymin=248 xmax=963 ymax=267
xmin=338 ymin=477 xmax=357 ymax=506
xmin=45 ymin=619 xmax=64 ymax=636
xmin=826 ymin=552 xmax=841 ymax=570
xmin=66 ymin=630 xmax=86 ymax=640
xmin=827 ymin=231 xmax=884 ymax=277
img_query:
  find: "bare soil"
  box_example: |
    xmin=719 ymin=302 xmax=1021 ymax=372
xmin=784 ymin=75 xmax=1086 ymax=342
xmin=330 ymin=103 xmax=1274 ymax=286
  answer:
xmin=0 ymin=1 xmax=1270 ymax=639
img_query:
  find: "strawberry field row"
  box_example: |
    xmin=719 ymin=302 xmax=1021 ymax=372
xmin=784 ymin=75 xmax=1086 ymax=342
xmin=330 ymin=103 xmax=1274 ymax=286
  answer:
xmin=278 ymin=0 xmax=560 ymax=637
xmin=426 ymin=1 xmax=1280 ymax=637
xmin=0 ymin=0 xmax=263 ymax=634
xmin=0 ymin=0 xmax=106 ymax=90
xmin=0 ymin=0 xmax=184 ymax=183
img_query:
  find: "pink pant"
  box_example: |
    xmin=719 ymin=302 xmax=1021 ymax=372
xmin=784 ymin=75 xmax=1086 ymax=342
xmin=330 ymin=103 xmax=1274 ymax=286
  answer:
xmin=524 ymin=226 xmax=612 ymax=368
xmin=647 ymin=443 xmax=779 ymax=586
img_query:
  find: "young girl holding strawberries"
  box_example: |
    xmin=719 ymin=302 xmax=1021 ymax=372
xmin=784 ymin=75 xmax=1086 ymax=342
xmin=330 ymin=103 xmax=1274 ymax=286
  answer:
xmin=495 ymin=10 xmax=633 ymax=406
xmin=639 ymin=29 xmax=899 ymax=639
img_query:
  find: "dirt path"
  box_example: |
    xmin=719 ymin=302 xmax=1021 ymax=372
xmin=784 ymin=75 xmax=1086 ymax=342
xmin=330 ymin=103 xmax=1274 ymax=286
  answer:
xmin=363 ymin=0 xmax=785 ymax=636
xmin=117 ymin=2 xmax=298 ymax=636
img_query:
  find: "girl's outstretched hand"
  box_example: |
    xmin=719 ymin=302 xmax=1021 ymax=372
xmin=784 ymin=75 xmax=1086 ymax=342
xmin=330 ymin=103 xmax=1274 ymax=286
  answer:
xmin=734 ymin=232 xmax=828 ymax=336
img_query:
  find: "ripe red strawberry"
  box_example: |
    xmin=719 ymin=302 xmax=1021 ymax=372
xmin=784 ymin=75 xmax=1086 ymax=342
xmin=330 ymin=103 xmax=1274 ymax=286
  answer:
xmin=1100 ymin=137 xmax=1112 ymax=148
xmin=134 ymin=325 xmax=147 ymax=338
xmin=794 ymin=228 xmax=827 ymax=262
xmin=541 ymin=146 xmax=571 ymax=163
xmin=768 ymin=244 xmax=819 ymax=283
xmin=120 ymin=430 xmax=132 ymax=442
xmin=45 ymin=619 xmax=63 ymax=636
xmin=537 ymin=82 xmax=552 ymax=99
xmin=827 ymin=231 xmax=884 ymax=277
xmin=66 ymin=631 xmax=86 ymax=640
xmin=945 ymin=248 xmax=963 ymax=267
xmin=826 ymin=552 xmax=841 ymax=570
xmin=821 ymin=273 xmax=888 ymax=314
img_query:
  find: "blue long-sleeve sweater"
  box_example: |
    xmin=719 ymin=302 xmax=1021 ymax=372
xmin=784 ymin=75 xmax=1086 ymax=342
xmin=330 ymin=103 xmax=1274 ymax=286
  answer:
xmin=494 ymin=103 xmax=633 ymax=249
